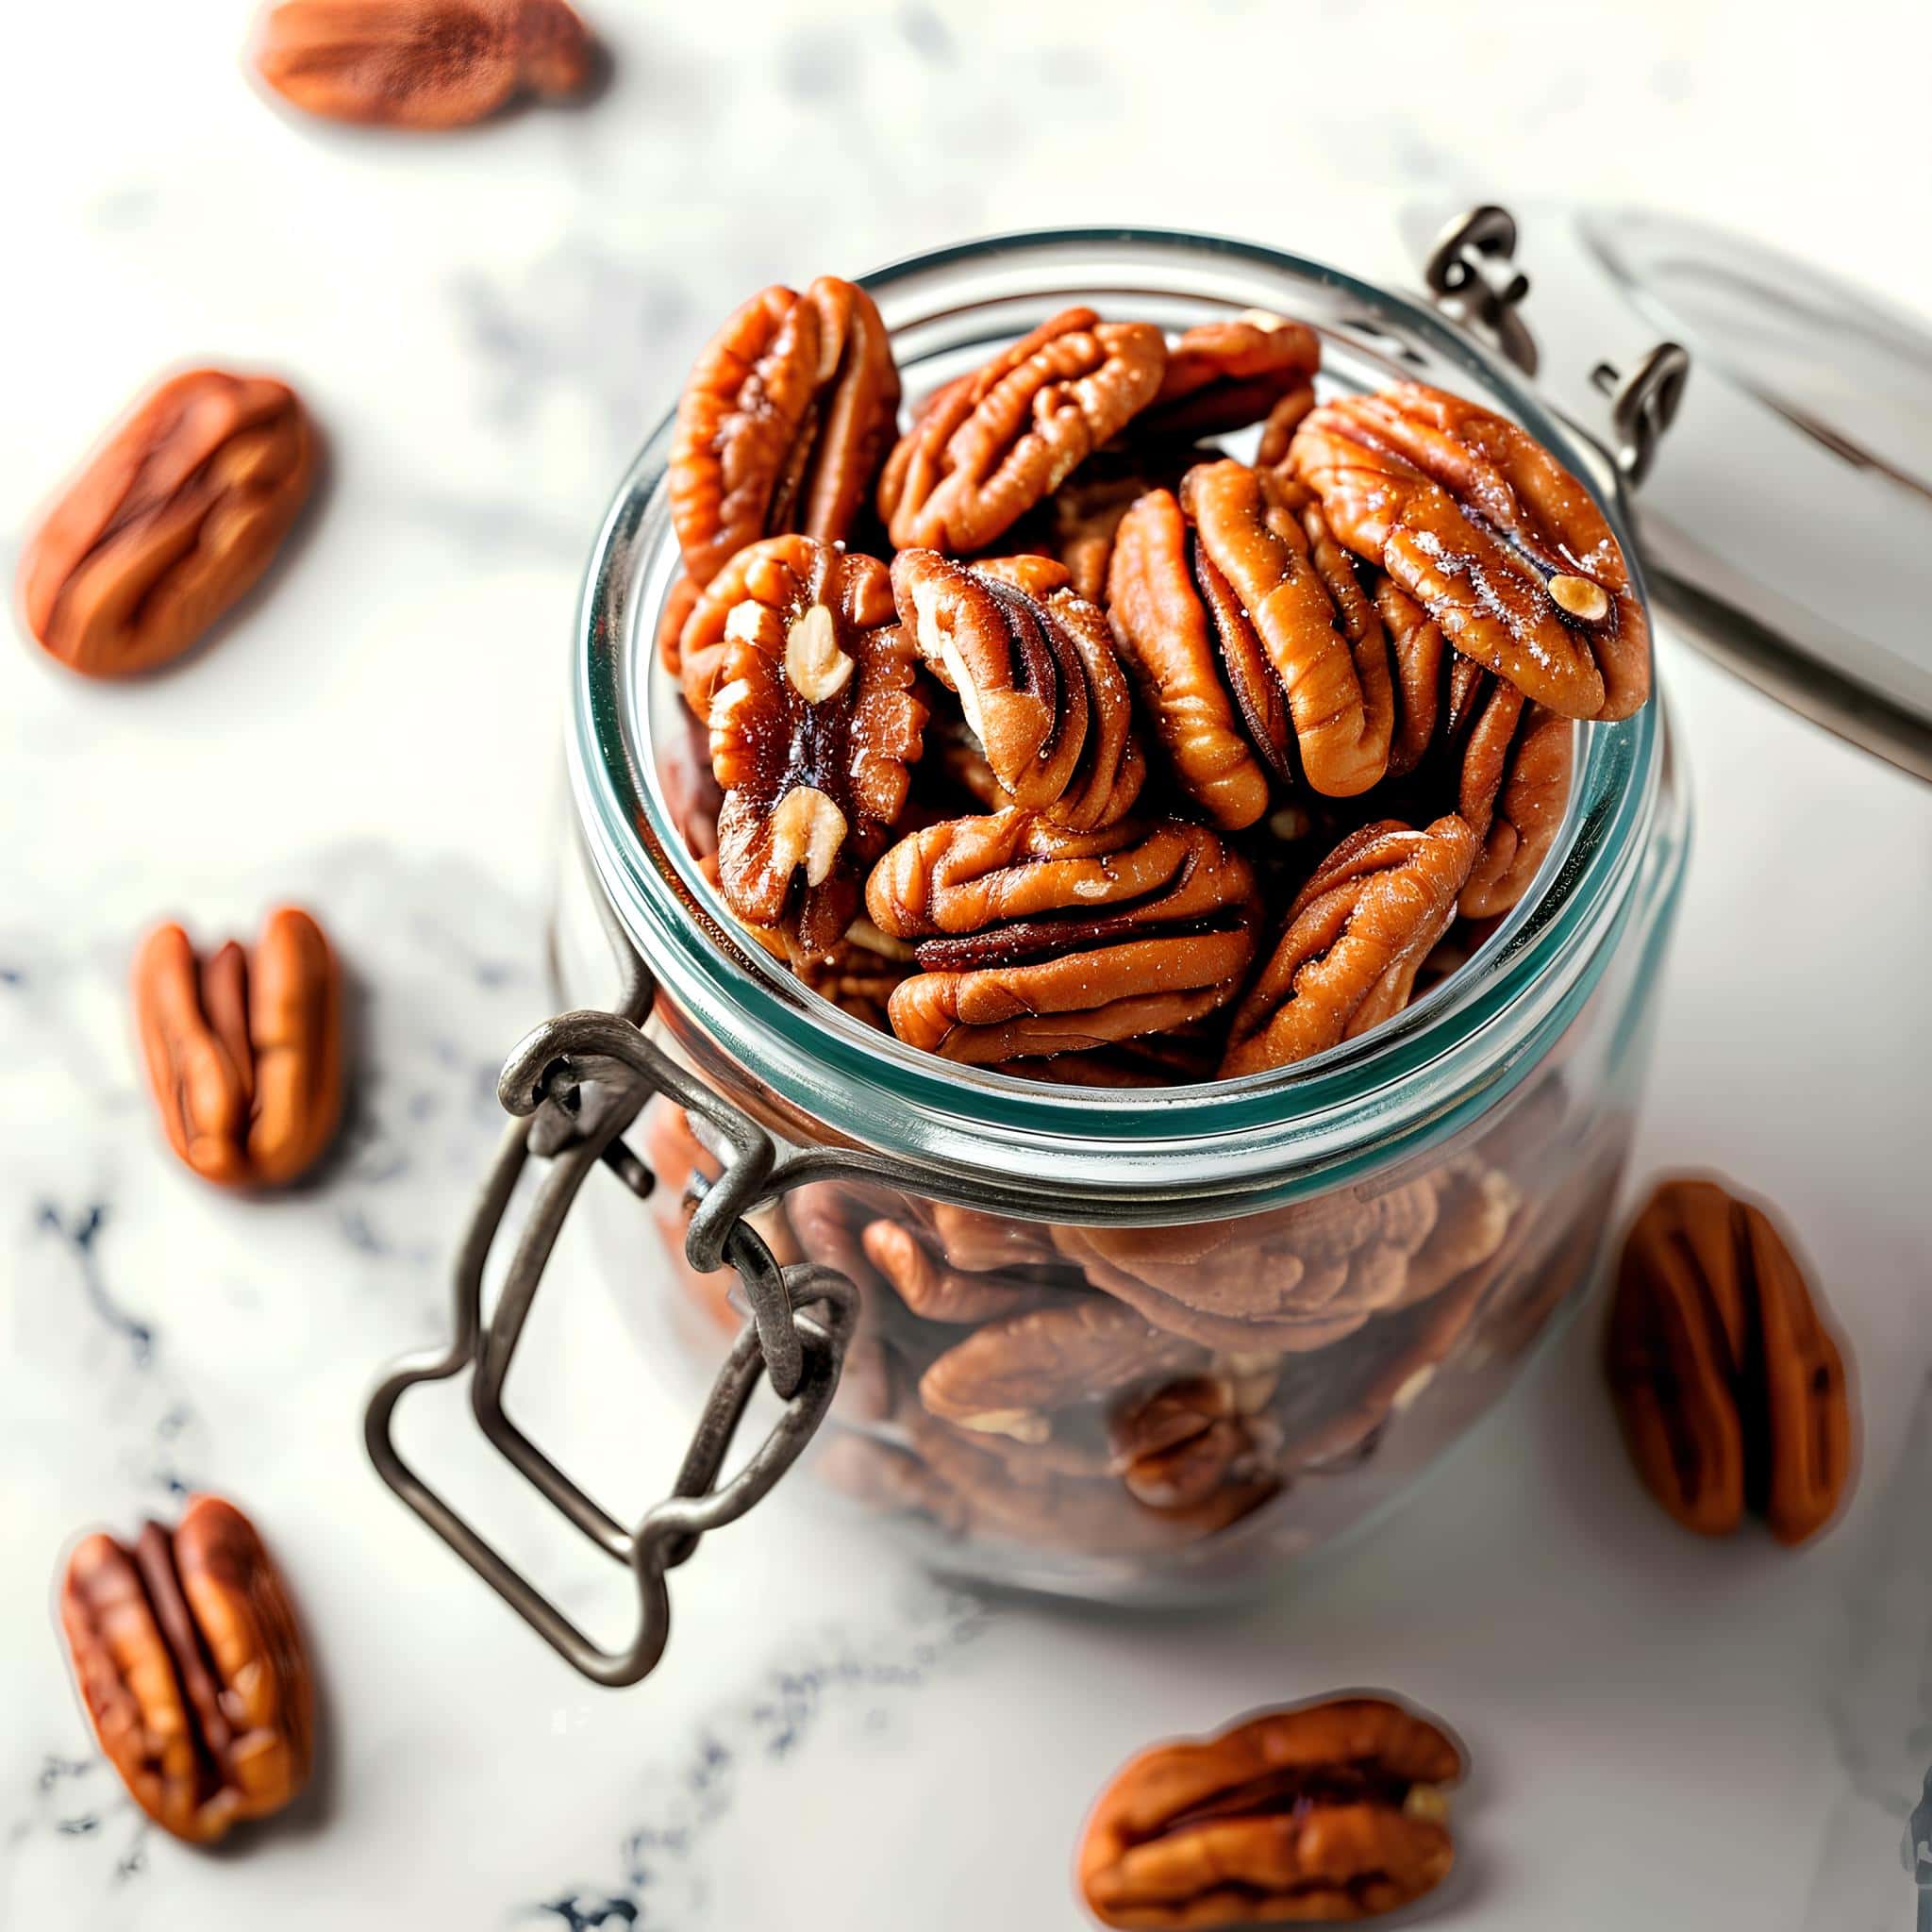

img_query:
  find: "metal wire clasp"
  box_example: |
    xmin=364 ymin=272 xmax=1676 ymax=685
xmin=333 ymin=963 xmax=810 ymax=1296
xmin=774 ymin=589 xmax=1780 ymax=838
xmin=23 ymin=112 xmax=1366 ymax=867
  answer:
xmin=362 ymin=941 xmax=858 ymax=1687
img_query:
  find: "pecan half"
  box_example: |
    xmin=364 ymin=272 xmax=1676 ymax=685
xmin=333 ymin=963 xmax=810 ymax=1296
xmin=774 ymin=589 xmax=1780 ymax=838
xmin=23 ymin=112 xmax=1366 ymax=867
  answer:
xmin=133 ymin=908 xmax=342 ymax=1189
xmin=878 ymin=308 xmax=1166 ymax=553
xmin=708 ymin=539 xmax=925 ymax=959
xmin=18 ymin=370 xmax=314 ymax=679
xmin=671 ymin=277 xmax=900 ymax=589
xmin=58 ymin=1495 xmax=313 ymax=1845
xmin=920 ymin=1299 xmax=1200 ymax=1442
xmin=892 ymin=549 xmax=1143 ymax=829
xmin=1079 ymin=1697 xmax=1461 ymax=1928
xmin=1108 ymin=1369 xmax=1277 ymax=1511
xmin=1290 ymin=383 xmax=1649 ymax=720
xmin=1607 ymin=1177 xmax=1854 ymax=1544
xmin=867 ymin=810 xmax=1258 ymax=1064
xmin=1378 ymin=580 xmax=1574 ymax=917
xmin=1018 ymin=440 xmax=1200 ymax=603
xmin=862 ymin=1218 xmax=1073 ymax=1324
xmin=1222 ymin=816 xmax=1477 ymax=1079
xmin=253 ymin=0 xmax=595 ymax=127
xmin=1106 ymin=460 xmax=1393 ymax=824
xmin=1137 ymin=312 xmax=1322 ymax=442
xmin=792 ymin=923 xmax=915 ymax=1028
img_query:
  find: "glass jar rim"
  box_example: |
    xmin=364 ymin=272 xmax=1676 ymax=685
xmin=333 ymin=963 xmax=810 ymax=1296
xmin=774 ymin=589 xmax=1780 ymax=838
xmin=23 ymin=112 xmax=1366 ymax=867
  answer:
xmin=569 ymin=225 xmax=1680 ymax=1212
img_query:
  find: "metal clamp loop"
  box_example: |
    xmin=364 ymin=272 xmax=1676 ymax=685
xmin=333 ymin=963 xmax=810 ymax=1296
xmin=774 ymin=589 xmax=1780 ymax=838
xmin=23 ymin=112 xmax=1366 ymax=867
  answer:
xmin=1424 ymin=204 xmax=1539 ymax=376
xmin=362 ymin=931 xmax=857 ymax=1686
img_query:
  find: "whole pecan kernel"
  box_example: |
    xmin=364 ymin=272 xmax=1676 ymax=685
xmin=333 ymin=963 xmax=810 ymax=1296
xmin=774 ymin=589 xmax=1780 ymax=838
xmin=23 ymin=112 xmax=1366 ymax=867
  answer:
xmin=1138 ymin=311 xmax=1323 ymax=443
xmin=58 ymin=1495 xmax=313 ymax=1845
xmin=1378 ymin=580 xmax=1574 ymax=917
xmin=706 ymin=538 xmax=925 ymax=960
xmin=671 ymin=277 xmax=900 ymax=590
xmin=919 ymin=1299 xmax=1201 ymax=1442
xmin=1108 ymin=1375 xmax=1265 ymax=1511
xmin=1289 ymin=383 xmax=1649 ymax=721
xmin=861 ymin=1218 xmax=1070 ymax=1324
xmin=254 ymin=0 xmax=597 ymax=129
xmin=18 ymin=370 xmax=314 ymax=679
xmin=1221 ymin=816 xmax=1477 ymax=1079
xmin=892 ymin=549 xmax=1143 ymax=830
xmin=133 ymin=907 xmax=342 ymax=1189
xmin=1077 ymin=1696 xmax=1463 ymax=1928
xmin=1607 ymin=1177 xmax=1854 ymax=1544
xmin=867 ymin=810 xmax=1258 ymax=1065
xmin=1106 ymin=461 xmax=1394 ymax=825
xmin=877 ymin=307 xmax=1167 ymax=554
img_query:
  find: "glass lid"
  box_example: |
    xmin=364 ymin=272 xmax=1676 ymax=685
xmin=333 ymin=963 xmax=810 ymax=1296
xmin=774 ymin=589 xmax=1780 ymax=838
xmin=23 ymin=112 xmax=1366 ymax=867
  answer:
xmin=1410 ymin=204 xmax=1932 ymax=782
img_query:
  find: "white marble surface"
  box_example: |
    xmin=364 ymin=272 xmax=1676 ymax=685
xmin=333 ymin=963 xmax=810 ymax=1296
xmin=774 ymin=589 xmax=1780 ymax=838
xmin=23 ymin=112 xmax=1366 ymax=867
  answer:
xmin=4 ymin=2 xmax=1932 ymax=1926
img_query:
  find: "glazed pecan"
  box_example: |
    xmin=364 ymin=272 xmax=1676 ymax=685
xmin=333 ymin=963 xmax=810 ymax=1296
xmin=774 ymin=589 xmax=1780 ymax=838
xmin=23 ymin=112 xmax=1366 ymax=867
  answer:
xmin=905 ymin=1408 xmax=1274 ymax=1555
xmin=58 ymin=1495 xmax=313 ymax=1845
xmin=1077 ymin=1696 xmax=1462 ymax=1927
xmin=1607 ymin=1177 xmax=1853 ymax=1544
xmin=1290 ymin=383 xmax=1649 ymax=720
xmin=892 ymin=549 xmax=1143 ymax=829
xmin=1378 ymin=580 xmax=1574 ymax=917
xmin=919 ymin=1299 xmax=1200 ymax=1442
xmin=792 ymin=922 xmax=915 ymax=1028
xmin=1106 ymin=460 xmax=1393 ymax=825
xmin=878 ymin=308 xmax=1166 ymax=553
xmin=1138 ymin=311 xmax=1322 ymax=442
xmin=707 ymin=538 xmax=925 ymax=959
xmin=133 ymin=907 xmax=342 ymax=1189
xmin=1017 ymin=440 xmax=1199 ymax=603
xmin=867 ymin=810 xmax=1258 ymax=1064
xmin=1222 ymin=816 xmax=1478 ymax=1079
xmin=1108 ymin=1368 xmax=1276 ymax=1511
xmin=671 ymin=278 xmax=899 ymax=589
xmin=253 ymin=0 xmax=595 ymax=127
xmin=861 ymin=1218 xmax=1073 ymax=1324
xmin=18 ymin=370 xmax=314 ymax=679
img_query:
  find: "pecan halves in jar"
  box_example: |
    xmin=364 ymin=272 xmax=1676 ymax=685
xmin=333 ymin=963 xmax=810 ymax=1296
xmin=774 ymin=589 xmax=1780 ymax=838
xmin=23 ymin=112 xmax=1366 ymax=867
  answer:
xmin=1290 ymin=383 xmax=1650 ymax=720
xmin=133 ymin=907 xmax=343 ymax=1189
xmin=1078 ymin=1695 xmax=1463 ymax=1928
xmin=867 ymin=810 xmax=1258 ymax=1064
xmin=878 ymin=307 xmax=1166 ymax=554
xmin=861 ymin=1218 xmax=1071 ymax=1324
xmin=920 ymin=1299 xmax=1202 ymax=1443
xmin=1379 ymin=580 xmax=1574 ymax=917
xmin=58 ymin=1494 xmax=314 ymax=1845
xmin=670 ymin=277 xmax=900 ymax=589
xmin=1607 ymin=1177 xmax=1854 ymax=1544
xmin=707 ymin=539 xmax=926 ymax=959
xmin=18 ymin=369 xmax=314 ymax=679
xmin=892 ymin=549 xmax=1143 ymax=829
xmin=252 ymin=0 xmax=597 ymax=128
xmin=1137 ymin=311 xmax=1322 ymax=443
xmin=1108 ymin=1370 xmax=1277 ymax=1512
xmin=1106 ymin=461 xmax=1394 ymax=825
xmin=1221 ymin=815 xmax=1477 ymax=1079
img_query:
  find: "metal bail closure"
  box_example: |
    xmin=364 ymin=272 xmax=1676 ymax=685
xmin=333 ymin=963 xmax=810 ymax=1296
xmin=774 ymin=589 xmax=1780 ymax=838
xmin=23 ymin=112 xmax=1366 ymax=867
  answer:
xmin=362 ymin=943 xmax=858 ymax=1687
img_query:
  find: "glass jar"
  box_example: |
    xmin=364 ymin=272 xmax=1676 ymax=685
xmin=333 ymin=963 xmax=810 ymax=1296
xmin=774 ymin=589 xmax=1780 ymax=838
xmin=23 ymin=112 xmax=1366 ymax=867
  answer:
xmin=547 ymin=228 xmax=1691 ymax=1607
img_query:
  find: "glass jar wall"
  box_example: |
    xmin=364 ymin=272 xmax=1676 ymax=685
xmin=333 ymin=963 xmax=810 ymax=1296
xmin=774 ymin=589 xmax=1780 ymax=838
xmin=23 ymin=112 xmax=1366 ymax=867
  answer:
xmin=554 ymin=230 xmax=1692 ymax=1603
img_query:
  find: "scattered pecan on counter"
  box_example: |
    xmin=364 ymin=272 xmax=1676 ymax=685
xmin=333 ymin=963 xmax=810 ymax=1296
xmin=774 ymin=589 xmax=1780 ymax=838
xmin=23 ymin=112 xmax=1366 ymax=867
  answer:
xmin=892 ymin=549 xmax=1143 ymax=830
xmin=1607 ymin=1177 xmax=1854 ymax=1544
xmin=253 ymin=0 xmax=598 ymax=129
xmin=1077 ymin=1695 xmax=1464 ymax=1926
xmin=1291 ymin=382 xmax=1649 ymax=720
xmin=1106 ymin=459 xmax=1394 ymax=824
xmin=1221 ymin=817 xmax=1478 ymax=1079
xmin=706 ymin=537 xmax=926 ymax=959
xmin=868 ymin=811 xmax=1258 ymax=1063
xmin=58 ymin=1495 xmax=314 ymax=1844
xmin=878 ymin=308 xmax=1167 ymax=554
xmin=132 ymin=907 xmax=343 ymax=1189
xmin=18 ymin=369 xmax=314 ymax=679
xmin=671 ymin=278 xmax=899 ymax=590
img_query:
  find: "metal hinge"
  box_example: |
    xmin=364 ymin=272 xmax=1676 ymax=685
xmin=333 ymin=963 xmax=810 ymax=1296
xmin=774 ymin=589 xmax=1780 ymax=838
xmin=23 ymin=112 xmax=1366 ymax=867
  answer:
xmin=363 ymin=903 xmax=858 ymax=1688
